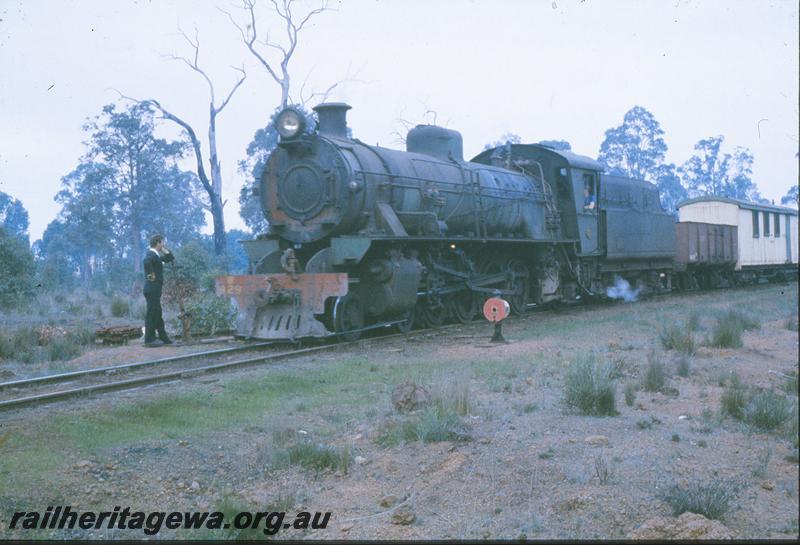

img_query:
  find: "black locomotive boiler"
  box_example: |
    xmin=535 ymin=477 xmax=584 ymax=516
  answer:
xmin=216 ymin=103 xmax=678 ymax=340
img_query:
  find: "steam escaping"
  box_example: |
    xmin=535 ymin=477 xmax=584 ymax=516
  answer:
xmin=606 ymin=276 xmax=641 ymax=302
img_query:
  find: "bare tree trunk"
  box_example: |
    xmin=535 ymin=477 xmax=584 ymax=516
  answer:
xmin=208 ymin=109 xmax=227 ymax=255
xmin=211 ymin=193 xmax=226 ymax=255
xmin=124 ymin=28 xmax=245 ymax=256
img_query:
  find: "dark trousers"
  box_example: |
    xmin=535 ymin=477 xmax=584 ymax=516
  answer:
xmin=144 ymin=291 xmax=168 ymax=342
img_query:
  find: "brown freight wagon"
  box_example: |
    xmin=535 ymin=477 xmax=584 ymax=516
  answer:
xmin=674 ymin=221 xmax=738 ymax=268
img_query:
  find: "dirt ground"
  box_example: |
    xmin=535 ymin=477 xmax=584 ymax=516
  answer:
xmin=0 ymin=284 xmax=797 ymax=540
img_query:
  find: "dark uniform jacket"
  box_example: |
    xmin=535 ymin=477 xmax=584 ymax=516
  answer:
xmin=143 ymin=249 xmax=175 ymax=295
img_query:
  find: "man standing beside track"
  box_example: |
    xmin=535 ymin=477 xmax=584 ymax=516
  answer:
xmin=143 ymin=234 xmax=175 ymax=347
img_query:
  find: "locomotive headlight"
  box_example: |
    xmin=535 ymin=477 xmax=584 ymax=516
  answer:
xmin=276 ymin=108 xmax=305 ymax=139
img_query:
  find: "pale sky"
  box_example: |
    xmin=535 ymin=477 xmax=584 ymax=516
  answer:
xmin=1 ymin=0 xmax=798 ymax=243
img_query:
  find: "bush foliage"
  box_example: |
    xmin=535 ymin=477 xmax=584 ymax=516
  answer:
xmin=0 ymin=227 xmax=36 ymax=308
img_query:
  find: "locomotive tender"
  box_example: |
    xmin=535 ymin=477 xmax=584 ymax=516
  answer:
xmin=216 ymin=103 xmax=798 ymax=340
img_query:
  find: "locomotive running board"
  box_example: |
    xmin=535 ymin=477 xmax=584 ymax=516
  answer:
xmin=215 ymin=273 xmax=348 ymax=340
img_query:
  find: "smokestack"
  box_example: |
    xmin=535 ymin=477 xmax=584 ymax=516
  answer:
xmin=313 ymin=103 xmax=351 ymax=139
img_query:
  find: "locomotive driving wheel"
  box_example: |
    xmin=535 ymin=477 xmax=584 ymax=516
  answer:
xmin=505 ymin=259 xmax=530 ymax=315
xmin=447 ymin=250 xmax=478 ymax=323
xmin=448 ymin=289 xmax=477 ymax=323
xmin=416 ymin=266 xmax=449 ymax=328
xmin=394 ymin=308 xmax=415 ymax=334
xmin=333 ymin=294 xmax=364 ymax=342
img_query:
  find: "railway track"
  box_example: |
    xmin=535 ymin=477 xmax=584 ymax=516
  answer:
xmin=0 ymin=282 xmax=786 ymax=412
xmin=0 ymin=322 xmax=450 ymax=412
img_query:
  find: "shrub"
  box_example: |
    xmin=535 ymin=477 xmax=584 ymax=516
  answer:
xmin=641 ymin=349 xmax=667 ymax=392
xmin=660 ymin=479 xmax=739 ymax=520
xmin=0 ymin=326 xmax=94 ymax=363
xmin=110 ymin=296 xmax=130 ymax=317
xmin=624 ymin=383 xmax=637 ymax=407
xmin=785 ymin=316 xmax=799 ymax=332
xmin=744 ymin=390 xmax=792 ymax=431
xmin=563 ymin=354 xmax=617 ymax=416
xmin=47 ymin=327 xmax=95 ymax=362
xmin=660 ymin=323 xmax=696 ymax=355
xmin=47 ymin=336 xmax=83 ymax=361
xmin=0 ymin=327 xmax=40 ymax=363
xmin=184 ymin=295 xmax=237 ymax=336
xmin=720 ymin=373 xmax=749 ymax=420
xmin=676 ymin=356 xmax=691 ymax=378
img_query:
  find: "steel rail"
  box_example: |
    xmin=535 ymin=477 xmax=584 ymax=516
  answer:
xmin=0 ymin=345 xmax=334 ymax=410
xmin=0 ymin=341 xmax=278 ymax=391
xmin=0 ymin=327 xmax=449 ymax=411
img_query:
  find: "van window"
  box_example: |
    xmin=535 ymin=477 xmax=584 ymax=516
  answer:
xmin=774 ymin=213 xmax=780 ymax=237
xmin=752 ymin=210 xmax=759 ymax=238
xmin=763 ymin=211 xmax=770 ymax=236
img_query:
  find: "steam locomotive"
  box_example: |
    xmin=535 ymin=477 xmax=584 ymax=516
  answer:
xmin=216 ymin=103 xmax=798 ymax=341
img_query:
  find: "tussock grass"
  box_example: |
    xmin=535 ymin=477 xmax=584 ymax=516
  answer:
xmin=720 ymin=373 xmax=749 ymax=420
xmin=708 ymin=309 xmax=760 ymax=349
xmin=720 ymin=374 xmax=793 ymax=431
xmin=376 ymin=405 xmax=471 ymax=446
xmin=723 ymin=309 xmax=761 ymax=331
xmin=624 ymin=382 xmax=637 ymax=407
xmin=377 ymin=373 xmax=473 ymax=446
xmin=659 ymin=322 xmax=696 ymax=355
xmin=430 ymin=372 xmax=471 ymax=417
xmin=744 ymin=390 xmax=792 ymax=431
xmin=675 ymin=356 xmax=691 ymax=378
xmin=781 ymin=371 xmax=798 ymax=397
xmin=563 ymin=353 xmax=617 ymax=416
xmin=641 ymin=349 xmax=667 ymax=392
xmin=785 ymin=316 xmax=799 ymax=332
xmin=752 ymin=447 xmax=771 ymax=479
xmin=709 ymin=319 xmax=743 ymax=348
xmin=593 ymin=456 xmax=611 ymax=484
xmin=661 ymin=479 xmax=739 ymax=520
xmin=287 ymin=442 xmax=349 ymax=473
xmin=205 ymin=493 xmax=296 ymax=539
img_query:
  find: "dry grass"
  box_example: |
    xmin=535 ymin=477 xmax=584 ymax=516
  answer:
xmin=563 ymin=353 xmax=617 ymax=416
